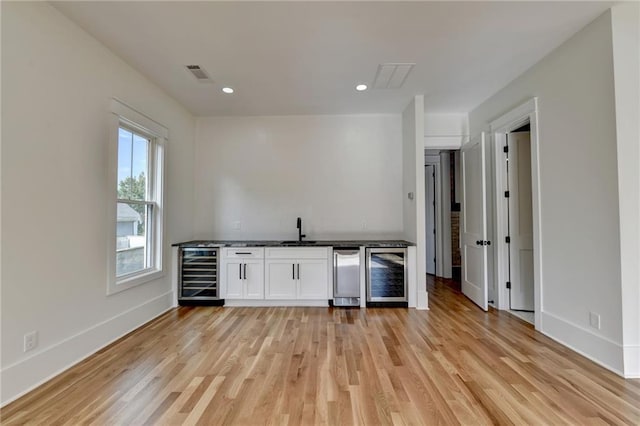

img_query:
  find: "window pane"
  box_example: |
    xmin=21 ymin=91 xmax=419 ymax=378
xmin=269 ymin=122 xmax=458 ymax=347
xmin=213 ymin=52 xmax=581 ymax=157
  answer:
xmin=116 ymin=202 xmax=152 ymax=276
xmin=117 ymin=128 xmax=133 ymax=196
xmin=117 ymin=128 xmax=149 ymax=201
xmin=131 ymin=133 xmax=149 ymax=201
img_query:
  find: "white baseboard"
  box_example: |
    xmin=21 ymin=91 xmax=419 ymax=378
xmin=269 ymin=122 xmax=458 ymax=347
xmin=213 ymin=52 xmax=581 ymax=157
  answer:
xmin=540 ymin=310 xmax=624 ymax=376
xmin=224 ymin=299 xmax=329 ymax=307
xmin=623 ymin=345 xmax=640 ymax=378
xmin=0 ymin=291 xmax=174 ymax=407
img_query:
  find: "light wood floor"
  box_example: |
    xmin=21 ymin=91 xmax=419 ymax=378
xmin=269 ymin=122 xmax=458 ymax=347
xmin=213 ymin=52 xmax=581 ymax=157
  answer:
xmin=2 ymin=277 xmax=639 ymax=425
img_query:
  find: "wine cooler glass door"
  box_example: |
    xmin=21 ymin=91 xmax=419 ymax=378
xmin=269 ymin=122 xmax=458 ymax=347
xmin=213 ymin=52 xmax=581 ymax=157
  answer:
xmin=366 ymin=248 xmax=407 ymax=302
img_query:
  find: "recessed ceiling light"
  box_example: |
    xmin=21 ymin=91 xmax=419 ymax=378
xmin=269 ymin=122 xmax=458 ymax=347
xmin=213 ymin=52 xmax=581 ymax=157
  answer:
xmin=222 ymin=87 xmax=234 ymax=94
xmin=355 ymin=84 xmax=368 ymax=92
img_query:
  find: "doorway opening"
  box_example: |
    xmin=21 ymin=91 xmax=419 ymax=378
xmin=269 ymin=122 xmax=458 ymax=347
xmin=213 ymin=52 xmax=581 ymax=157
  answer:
xmin=505 ymin=122 xmax=534 ymax=324
xmin=490 ymin=97 xmax=542 ymax=330
xmin=423 ymin=151 xmax=457 ymax=283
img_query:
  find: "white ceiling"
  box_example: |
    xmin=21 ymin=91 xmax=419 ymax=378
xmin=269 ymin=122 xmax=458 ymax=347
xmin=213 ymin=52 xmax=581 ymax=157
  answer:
xmin=52 ymin=1 xmax=612 ymax=116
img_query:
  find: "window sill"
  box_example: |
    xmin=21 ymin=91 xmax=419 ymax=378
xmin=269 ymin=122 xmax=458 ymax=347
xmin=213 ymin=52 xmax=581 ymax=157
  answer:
xmin=108 ymin=269 xmax=165 ymax=295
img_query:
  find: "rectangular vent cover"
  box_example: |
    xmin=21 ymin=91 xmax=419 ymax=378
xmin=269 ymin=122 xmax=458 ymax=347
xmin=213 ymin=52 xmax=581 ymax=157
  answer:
xmin=186 ymin=65 xmax=212 ymax=82
xmin=373 ymin=63 xmax=415 ymax=89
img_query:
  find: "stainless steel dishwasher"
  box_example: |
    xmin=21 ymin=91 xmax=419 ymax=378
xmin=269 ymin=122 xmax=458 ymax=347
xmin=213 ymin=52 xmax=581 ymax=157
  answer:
xmin=333 ymin=248 xmax=361 ymax=307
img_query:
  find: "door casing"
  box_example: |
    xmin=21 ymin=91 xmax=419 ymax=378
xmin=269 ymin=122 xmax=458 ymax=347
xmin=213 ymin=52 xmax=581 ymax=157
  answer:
xmin=490 ymin=98 xmax=543 ymax=330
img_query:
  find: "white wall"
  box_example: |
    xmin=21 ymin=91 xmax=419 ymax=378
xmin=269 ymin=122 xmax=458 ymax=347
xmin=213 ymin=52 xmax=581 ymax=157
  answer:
xmin=402 ymin=96 xmax=427 ymax=309
xmin=424 ymin=113 xmax=469 ymax=149
xmin=611 ymin=2 xmax=640 ymax=378
xmin=193 ymin=115 xmax=403 ymax=240
xmin=469 ymin=11 xmax=625 ymax=373
xmin=1 ymin=2 xmax=195 ymax=404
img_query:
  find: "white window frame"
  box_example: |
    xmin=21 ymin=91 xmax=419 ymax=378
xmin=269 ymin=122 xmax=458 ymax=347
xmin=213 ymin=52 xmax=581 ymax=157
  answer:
xmin=107 ymin=98 xmax=167 ymax=295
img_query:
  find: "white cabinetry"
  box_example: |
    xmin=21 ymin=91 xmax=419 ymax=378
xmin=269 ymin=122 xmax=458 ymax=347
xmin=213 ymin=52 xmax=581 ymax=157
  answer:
xmin=265 ymin=260 xmax=297 ymax=299
xmin=265 ymin=248 xmax=329 ymax=301
xmin=222 ymin=248 xmax=264 ymax=300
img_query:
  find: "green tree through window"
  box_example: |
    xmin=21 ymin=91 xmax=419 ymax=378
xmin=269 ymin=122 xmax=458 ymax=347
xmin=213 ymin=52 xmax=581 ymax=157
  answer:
xmin=118 ymin=172 xmax=146 ymax=234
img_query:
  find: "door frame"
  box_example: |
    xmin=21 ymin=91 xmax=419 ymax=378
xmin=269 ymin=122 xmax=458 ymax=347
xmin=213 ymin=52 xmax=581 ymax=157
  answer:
xmin=490 ymin=98 xmax=543 ymax=330
xmin=424 ymin=155 xmax=443 ymax=276
xmin=424 ymin=164 xmax=437 ymax=275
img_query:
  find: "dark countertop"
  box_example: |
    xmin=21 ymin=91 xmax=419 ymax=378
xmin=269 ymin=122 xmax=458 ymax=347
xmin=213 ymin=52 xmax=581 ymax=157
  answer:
xmin=172 ymin=240 xmax=414 ymax=248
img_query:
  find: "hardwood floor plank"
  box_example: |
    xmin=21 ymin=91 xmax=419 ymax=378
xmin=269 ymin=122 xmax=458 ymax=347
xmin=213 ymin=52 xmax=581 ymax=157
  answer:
xmin=2 ymin=277 xmax=639 ymax=425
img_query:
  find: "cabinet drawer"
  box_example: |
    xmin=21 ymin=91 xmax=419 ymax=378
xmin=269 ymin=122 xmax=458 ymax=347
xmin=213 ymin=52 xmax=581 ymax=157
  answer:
xmin=265 ymin=247 xmax=329 ymax=259
xmin=224 ymin=247 xmax=264 ymax=259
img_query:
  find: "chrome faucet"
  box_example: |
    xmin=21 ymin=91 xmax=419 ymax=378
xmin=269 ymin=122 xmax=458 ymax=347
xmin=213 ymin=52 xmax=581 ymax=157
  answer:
xmin=297 ymin=217 xmax=306 ymax=242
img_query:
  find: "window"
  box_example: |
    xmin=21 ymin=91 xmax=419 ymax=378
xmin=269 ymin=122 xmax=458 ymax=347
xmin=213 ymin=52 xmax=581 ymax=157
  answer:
xmin=116 ymin=126 xmax=154 ymax=277
xmin=108 ymin=99 xmax=166 ymax=294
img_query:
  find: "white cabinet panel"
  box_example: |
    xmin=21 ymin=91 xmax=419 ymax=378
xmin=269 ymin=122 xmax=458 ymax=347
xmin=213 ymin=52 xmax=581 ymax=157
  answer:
xmin=266 ymin=247 xmax=328 ymax=259
xmin=225 ymin=261 xmax=244 ymax=299
xmin=224 ymin=248 xmax=264 ymax=259
xmin=265 ymin=261 xmax=297 ymax=299
xmin=298 ymin=260 xmax=328 ymax=300
xmin=222 ymin=247 xmax=265 ymax=300
xmin=244 ymin=260 xmax=265 ymax=299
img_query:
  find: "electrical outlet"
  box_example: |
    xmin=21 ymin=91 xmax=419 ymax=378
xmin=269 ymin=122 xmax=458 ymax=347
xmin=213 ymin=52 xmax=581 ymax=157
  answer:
xmin=232 ymin=221 xmax=241 ymax=231
xmin=24 ymin=331 xmax=38 ymax=352
xmin=589 ymin=312 xmax=601 ymax=330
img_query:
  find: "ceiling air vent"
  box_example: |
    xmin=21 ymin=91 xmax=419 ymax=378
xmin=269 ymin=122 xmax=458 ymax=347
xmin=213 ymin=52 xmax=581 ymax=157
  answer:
xmin=185 ymin=65 xmax=212 ymax=82
xmin=372 ymin=63 xmax=415 ymax=89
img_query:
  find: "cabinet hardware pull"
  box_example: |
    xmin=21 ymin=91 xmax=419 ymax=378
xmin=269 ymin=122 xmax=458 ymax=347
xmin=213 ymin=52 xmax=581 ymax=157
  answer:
xmin=235 ymin=252 xmax=251 ymax=255
xmin=239 ymin=264 xmax=242 ymax=280
xmin=243 ymin=263 xmax=247 ymax=280
xmin=292 ymin=264 xmax=295 ymax=280
xmin=297 ymin=264 xmax=300 ymax=280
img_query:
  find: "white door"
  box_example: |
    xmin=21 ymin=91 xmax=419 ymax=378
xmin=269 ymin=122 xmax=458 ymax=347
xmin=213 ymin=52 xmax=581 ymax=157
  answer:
xmin=265 ymin=260 xmax=296 ymax=299
xmin=244 ymin=260 xmax=265 ymax=299
xmin=425 ymin=165 xmax=436 ymax=275
xmin=225 ymin=261 xmax=244 ymax=299
xmin=461 ymin=133 xmax=489 ymax=311
xmin=297 ymin=259 xmax=328 ymax=300
xmin=508 ymin=132 xmax=534 ymax=311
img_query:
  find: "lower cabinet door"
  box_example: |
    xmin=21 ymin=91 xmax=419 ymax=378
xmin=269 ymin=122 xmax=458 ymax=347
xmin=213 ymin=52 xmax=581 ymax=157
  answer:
xmin=225 ymin=261 xmax=244 ymax=299
xmin=265 ymin=260 xmax=297 ymax=299
xmin=244 ymin=260 xmax=265 ymax=299
xmin=297 ymin=259 xmax=328 ymax=300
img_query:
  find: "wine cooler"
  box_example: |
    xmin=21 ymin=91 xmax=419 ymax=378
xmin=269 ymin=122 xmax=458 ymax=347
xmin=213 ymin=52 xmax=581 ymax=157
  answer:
xmin=366 ymin=248 xmax=407 ymax=306
xmin=178 ymin=247 xmax=223 ymax=305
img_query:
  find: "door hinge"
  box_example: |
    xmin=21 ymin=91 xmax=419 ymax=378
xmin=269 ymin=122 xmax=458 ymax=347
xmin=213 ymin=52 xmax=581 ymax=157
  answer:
xmin=503 ymin=145 xmax=509 ymax=154
xmin=505 ymin=236 xmax=511 ymax=244
xmin=506 ymin=281 xmax=511 ymax=289
xmin=504 ymin=191 xmax=510 ymax=198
